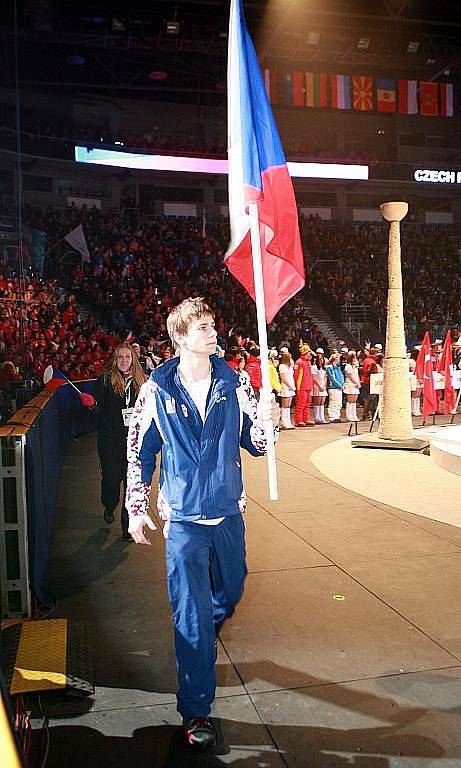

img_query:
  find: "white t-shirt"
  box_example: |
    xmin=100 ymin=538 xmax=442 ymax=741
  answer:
xmin=179 ymin=369 xmax=224 ymax=526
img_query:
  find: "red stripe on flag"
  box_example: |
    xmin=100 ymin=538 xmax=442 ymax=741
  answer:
xmin=226 ymin=165 xmax=305 ymax=323
xmin=293 ymin=71 xmax=304 ymax=106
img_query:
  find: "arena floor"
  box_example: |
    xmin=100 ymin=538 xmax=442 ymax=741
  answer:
xmin=33 ymin=421 xmax=461 ymax=767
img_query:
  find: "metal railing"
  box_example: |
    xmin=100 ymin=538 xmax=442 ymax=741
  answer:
xmin=341 ymin=304 xmax=386 ymax=346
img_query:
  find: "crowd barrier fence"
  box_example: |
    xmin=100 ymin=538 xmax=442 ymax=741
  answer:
xmin=0 ymin=381 xmax=96 ymax=618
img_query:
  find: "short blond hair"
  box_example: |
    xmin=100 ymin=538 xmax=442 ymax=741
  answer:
xmin=167 ymin=297 xmax=214 ymax=350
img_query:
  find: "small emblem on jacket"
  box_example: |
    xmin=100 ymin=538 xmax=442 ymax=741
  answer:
xmin=166 ymin=399 xmax=176 ymax=414
xmin=215 ymin=396 xmax=227 ymax=403
xmin=181 ymin=404 xmax=188 ymax=417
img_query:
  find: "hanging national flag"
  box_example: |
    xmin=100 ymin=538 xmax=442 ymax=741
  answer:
xmin=201 ymin=209 xmax=207 ymax=239
xmin=440 ymin=83 xmax=454 ymax=117
xmin=292 ymin=71 xmax=305 ymax=106
xmin=415 ymin=332 xmax=437 ymax=420
xmin=352 ymin=75 xmax=373 ymax=110
xmin=283 ymin=73 xmax=293 ymax=106
xmin=330 ymin=75 xmax=351 ymax=110
xmin=225 ymin=0 xmax=305 ymax=323
xmin=437 ymin=330 xmax=456 ymax=414
xmin=398 ymin=79 xmax=418 ymax=114
xmin=64 ymin=224 xmax=91 ymax=263
xmin=263 ymin=68 xmax=278 ymax=105
xmin=377 ymin=79 xmax=396 ymax=112
xmin=43 ymin=364 xmax=69 ymax=393
xmin=305 ymin=72 xmax=328 ymax=107
xmin=420 ymin=82 xmax=438 ymax=116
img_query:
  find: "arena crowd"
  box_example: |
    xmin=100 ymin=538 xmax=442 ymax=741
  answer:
xmin=0 ymin=208 xmax=460 ymax=424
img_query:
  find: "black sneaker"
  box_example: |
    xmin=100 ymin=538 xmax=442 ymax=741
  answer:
xmin=103 ymin=509 xmax=115 ymax=524
xmin=183 ymin=716 xmax=216 ymax=749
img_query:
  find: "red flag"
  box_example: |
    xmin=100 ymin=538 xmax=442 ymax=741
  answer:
xmin=398 ymin=79 xmax=418 ymax=114
xmin=437 ymin=330 xmax=455 ymax=414
xmin=440 ymin=83 xmax=454 ymax=117
xmin=420 ymin=82 xmax=438 ymax=116
xmin=414 ymin=331 xmax=430 ymax=380
xmin=352 ymin=75 xmax=373 ymax=110
xmin=415 ymin=332 xmax=437 ymax=419
xmin=292 ymin=71 xmax=305 ymax=106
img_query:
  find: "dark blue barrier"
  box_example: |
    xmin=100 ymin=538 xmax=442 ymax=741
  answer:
xmin=25 ymin=381 xmax=97 ymax=608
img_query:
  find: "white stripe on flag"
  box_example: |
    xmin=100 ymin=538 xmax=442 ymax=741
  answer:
xmin=445 ymin=84 xmax=454 ymax=116
xmin=337 ymin=75 xmax=345 ymax=109
xmin=43 ymin=365 xmax=53 ymax=384
xmin=227 ymin=0 xmax=250 ymax=263
xmin=408 ymin=80 xmax=418 ymax=114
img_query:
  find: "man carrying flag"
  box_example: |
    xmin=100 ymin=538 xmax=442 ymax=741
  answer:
xmin=126 ymin=298 xmax=279 ymax=749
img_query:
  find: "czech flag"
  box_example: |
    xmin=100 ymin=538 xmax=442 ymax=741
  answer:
xmin=43 ymin=365 xmax=68 ymax=393
xmin=225 ymin=0 xmax=305 ymax=323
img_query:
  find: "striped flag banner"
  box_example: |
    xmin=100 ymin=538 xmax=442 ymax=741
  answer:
xmin=352 ymin=76 xmax=373 ymax=110
xmin=292 ymin=71 xmax=305 ymax=106
xmin=377 ymin=79 xmax=396 ymax=112
xmin=440 ymin=83 xmax=454 ymax=117
xmin=398 ymin=79 xmax=418 ymax=114
xmin=305 ymin=72 xmax=328 ymax=107
xmin=283 ymin=73 xmax=293 ymax=106
xmin=330 ymin=74 xmax=351 ymax=109
xmin=420 ymin=82 xmax=438 ymax=116
xmin=263 ymin=68 xmax=278 ymax=105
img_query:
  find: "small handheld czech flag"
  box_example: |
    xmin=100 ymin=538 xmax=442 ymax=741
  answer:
xmin=43 ymin=365 xmax=69 ymax=393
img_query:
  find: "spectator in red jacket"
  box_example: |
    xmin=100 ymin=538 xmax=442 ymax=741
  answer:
xmin=293 ymin=344 xmax=314 ymax=426
xmin=245 ymin=347 xmax=262 ymax=399
xmin=361 ymin=346 xmax=379 ymax=420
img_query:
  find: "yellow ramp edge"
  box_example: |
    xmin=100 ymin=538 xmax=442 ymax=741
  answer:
xmin=10 ymin=619 xmax=67 ymax=695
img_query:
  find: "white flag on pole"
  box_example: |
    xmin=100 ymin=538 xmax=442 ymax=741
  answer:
xmin=64 ymin=225 xmax=91 ymax=263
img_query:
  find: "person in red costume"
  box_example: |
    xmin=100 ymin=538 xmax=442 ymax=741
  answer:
xmin=294 ymin=344 xmax=314 ymax=427
xmin=245 ymin=346 xmax=262 ymax=400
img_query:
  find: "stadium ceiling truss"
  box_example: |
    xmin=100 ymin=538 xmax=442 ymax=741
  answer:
xmin=1 ymin=0 xmax=461 ymax=101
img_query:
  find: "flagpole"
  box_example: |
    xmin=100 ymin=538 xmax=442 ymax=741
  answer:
xmin=67 ymin=379 xmax=82 ymax=394
xmin=249 ymin=201 xmax=278 ymax=501
xmin=44 ymin=236 xmax=66 ymax=258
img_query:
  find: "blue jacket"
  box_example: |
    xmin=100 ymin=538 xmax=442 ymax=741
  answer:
xmin=126 ymin=356 xmax=268 ymax=523
xmin=326 ymin=364 xmax=344 ymax=389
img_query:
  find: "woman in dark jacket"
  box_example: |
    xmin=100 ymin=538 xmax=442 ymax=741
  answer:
xmin=80 ymin=342 xmax=146 ymax=539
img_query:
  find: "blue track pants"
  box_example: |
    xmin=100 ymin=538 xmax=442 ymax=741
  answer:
xmin=166 ymin=513 xmax=247 ymax=718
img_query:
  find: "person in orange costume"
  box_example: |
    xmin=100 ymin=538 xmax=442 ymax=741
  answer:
xmin=294 ymin=344 xmax=314 ymax=426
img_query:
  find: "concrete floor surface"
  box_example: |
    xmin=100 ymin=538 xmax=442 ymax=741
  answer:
xmin=31 ymin=425 xmax=461 ymax=767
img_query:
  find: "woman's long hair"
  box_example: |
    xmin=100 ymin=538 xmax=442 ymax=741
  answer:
xmin=108 ymin=342 xmax=146 ymax=396
xmin=315 ymin=353 xmax=325 ymax=369
xmin=279 ymin=352 xmax=292 ymax=367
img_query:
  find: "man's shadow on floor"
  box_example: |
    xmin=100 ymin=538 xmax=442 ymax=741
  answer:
xmin=31 ymin=715 xmax=444 ymax=768
xmin=50 ymin=528 xmax=136 ymax=599
xmin=34 ymin=659 xmax=451 ymax=768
